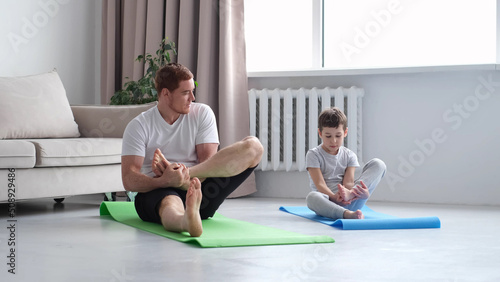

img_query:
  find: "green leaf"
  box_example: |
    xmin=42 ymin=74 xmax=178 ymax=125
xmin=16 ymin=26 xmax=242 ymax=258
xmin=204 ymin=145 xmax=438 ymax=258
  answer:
xmin=110 ymin=37 xmax=178 ymax=105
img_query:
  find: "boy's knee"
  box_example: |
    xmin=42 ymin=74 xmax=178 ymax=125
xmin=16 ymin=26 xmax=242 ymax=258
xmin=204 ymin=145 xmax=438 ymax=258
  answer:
xmin=306 ymin=192 xmax=316 ymax=209
xmin=368 ymin=158 xmax=386 ymax=175
xmin=306 ymin=191 xmax=324 ymax=206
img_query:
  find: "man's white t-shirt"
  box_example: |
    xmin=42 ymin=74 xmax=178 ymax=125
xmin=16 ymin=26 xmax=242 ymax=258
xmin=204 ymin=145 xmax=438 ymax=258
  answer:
xmin=122 ymin=103 xmax=219 ymax=177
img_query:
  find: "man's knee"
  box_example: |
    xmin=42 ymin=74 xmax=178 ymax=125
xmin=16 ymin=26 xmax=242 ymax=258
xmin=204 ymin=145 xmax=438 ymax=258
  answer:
xmin=243 ymin=136 xmax=263 ymax=151
xmin=158 ymin=195 xmax=184 ymax=216
xmin=242 ymin=136 xmax=263 ymax=164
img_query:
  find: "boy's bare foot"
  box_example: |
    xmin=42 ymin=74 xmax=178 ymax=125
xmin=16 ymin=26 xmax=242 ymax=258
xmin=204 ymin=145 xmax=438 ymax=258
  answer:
xmin=337 ymin=184 xmax=356 ymax=202
xmin=152 ymin=148 xmax=170 ymax=177
xmin=343 ymin=209 xmax=364 ymax=219
xmin=182 ymin=177 xmax=203 ymax=237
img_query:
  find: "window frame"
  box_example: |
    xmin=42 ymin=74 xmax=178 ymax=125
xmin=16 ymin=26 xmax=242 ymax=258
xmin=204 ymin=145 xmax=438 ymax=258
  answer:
xmin=246 ymin=0 xmax=500 ymax=76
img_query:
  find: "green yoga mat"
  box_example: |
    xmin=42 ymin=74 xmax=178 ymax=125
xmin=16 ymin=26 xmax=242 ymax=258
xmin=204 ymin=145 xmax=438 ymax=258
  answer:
xmin=100 ymin=202 xmax=334 ymax=248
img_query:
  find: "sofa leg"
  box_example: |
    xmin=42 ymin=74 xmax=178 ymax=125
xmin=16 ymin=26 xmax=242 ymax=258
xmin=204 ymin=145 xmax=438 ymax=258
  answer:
xmin=126 ymin=191 xmax=137 ymax=202
xmin=54 ymin=198 xmax=65 ymax=203
xmin=104 ymin=192 xmax=116 ymax=201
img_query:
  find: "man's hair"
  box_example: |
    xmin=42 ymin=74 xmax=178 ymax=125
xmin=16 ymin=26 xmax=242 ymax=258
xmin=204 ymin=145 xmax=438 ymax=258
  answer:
xmin=154 ymin=63 xmax=194 ymax=93
xmin=318 ymin=107 xmax=347 ymax=131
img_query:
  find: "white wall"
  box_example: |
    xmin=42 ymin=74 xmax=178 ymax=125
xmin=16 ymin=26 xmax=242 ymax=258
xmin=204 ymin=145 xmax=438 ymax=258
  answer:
xmin=2 ymin=1 xmax=498 ymax=207
xmin=249 ymin=69 xmax=500 ymax=206
xmin=0 ymin=0 xmax=101 ymax=104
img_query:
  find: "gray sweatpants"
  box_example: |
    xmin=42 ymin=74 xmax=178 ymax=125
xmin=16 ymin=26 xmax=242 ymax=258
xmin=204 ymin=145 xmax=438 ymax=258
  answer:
xmin=306 ymin=158 xmax=386 ymax=220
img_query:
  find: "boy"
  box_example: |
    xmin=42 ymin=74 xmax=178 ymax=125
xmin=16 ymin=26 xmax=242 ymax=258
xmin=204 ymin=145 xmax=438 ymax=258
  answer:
xmin=306 ymin=107 xmax=386 ymax=220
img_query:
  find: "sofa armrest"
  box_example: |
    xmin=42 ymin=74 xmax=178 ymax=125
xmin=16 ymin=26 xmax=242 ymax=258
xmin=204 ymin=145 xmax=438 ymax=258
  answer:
xmin=71 ymin=102 xmax=157 ymax=138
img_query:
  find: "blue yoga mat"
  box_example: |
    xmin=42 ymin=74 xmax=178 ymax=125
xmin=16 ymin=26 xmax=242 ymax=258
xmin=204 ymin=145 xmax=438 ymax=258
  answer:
xmin=279 ymin=206 xmax=441 ymax=230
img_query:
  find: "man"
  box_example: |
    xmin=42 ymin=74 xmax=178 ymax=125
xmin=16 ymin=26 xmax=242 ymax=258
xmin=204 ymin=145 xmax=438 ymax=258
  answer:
xmin=121 ymin=63 xmax=263 ymax=237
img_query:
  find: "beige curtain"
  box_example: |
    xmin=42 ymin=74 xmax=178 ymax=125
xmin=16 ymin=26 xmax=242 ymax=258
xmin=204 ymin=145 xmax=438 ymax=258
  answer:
xmin=101 ymin=0 xmax=164 ymax=104
xmin=101 ymin=0 xmax=256 ymax=197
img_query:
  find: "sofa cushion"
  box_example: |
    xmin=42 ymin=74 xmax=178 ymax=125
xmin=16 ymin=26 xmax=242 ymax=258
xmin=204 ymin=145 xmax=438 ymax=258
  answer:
xmin=0 ymin=71 xmax=80 ymax=139
xmin=71 ymin=102 xmax=157 ymax=138
xmin=28 ymin=138 xmax=122 ymax=167
xmin=0 ymin=140 xmax=36 ymax=168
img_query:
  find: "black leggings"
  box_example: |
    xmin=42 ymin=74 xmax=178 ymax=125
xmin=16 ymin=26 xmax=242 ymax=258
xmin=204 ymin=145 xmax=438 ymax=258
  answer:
xmin=134 ymin=166 xmax=256 ymax=223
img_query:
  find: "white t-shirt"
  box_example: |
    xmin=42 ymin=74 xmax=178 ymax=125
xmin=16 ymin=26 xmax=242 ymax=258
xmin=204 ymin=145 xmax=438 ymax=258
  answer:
xmin=122 ymin=103 xmax=219 ymax=177
xmin=306 ymin=145 xmax=359 ymax=192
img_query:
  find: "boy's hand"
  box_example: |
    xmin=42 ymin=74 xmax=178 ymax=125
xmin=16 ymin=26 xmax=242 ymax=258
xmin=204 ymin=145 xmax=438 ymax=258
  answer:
xmin=337 ymin=184 xmax=356 ymax=202
xmin=351 ymin=180 xmax=370 ymax=200
xmin=330 ymin=192 xmax=352 ymax=206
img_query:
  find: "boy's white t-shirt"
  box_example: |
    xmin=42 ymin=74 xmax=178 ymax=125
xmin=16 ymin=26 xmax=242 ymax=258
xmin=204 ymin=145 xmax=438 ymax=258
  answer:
xmin=306 ymin=145 xmax=359 ymax=192
xmin=122 ymin=103 xmax=219 ymax=177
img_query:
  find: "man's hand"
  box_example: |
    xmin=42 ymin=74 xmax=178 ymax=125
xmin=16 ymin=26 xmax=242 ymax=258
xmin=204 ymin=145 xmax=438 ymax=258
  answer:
xmin=351 ymin=180 xmax=370 ymax=200
xmin=152 ymin=149 xmax=192 ymax=190
xmin=152 ymin=148 xmax=170 ymax=177
xmin=158 ymin=163 xmax=191 ymax=190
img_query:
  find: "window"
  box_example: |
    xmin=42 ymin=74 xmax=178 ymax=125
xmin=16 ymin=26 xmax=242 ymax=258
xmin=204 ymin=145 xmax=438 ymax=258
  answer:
xmin=244 ymin=0 xmax=497 ymax=72
xmin=244 ymin=0 xmax=315 ymax=71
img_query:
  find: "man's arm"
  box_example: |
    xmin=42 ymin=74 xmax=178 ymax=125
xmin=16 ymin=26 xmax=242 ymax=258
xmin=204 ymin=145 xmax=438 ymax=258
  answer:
xmin=122 ymin=155 xmax=189 ymax=192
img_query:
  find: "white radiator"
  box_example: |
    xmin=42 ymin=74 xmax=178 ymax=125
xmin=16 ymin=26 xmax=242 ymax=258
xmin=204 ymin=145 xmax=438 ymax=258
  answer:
xmin=249 ymin=87 xmax=364 ymax=172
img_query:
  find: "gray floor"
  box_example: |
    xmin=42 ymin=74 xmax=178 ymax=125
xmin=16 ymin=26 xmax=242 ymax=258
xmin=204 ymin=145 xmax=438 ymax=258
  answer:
xmin=0 ymin=194 xmax=499 ymax=282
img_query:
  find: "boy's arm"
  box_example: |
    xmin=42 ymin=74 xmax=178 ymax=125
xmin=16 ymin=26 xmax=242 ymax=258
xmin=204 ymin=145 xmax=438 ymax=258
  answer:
xmin=308 ymin=168 xmax=350 ymax=205
xmin=308 ymin=168 xmax=335 ymax=199
xmin=342 ymin=166 xmax=357 ymax=190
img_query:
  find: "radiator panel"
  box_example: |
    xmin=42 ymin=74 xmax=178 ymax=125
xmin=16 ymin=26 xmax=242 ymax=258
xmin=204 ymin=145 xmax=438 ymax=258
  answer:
xmin=249 ymin=87 xmax=364 ymax=171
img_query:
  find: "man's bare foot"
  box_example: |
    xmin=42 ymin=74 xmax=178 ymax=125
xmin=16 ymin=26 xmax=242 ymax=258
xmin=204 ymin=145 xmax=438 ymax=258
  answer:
xmin=152 ymin=148 xmax=170 ymax=177
xmin=343 ymin=209 xmax=364 ymax=219
xmin=337 ymin=184 xmax=356 ymax=202
xmin=182 ymin=177 xmax=203 ymax=237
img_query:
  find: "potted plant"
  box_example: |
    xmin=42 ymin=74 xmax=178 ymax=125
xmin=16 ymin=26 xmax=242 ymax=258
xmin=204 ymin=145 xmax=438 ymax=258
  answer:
xmin=110 ymin=38 xmax=177 ymax=105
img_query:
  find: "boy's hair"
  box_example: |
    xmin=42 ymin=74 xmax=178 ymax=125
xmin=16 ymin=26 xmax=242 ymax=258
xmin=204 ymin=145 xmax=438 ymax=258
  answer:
xmin=154 ymin=63 xmax=193 ymax=93
xmin=318 ymin=107 xmax=347 ymax=131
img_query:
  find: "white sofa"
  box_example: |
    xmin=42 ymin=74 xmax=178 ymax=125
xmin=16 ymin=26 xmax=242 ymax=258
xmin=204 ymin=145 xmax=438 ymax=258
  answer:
xmin=0 ymin=71 xmax=156 ymax=202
